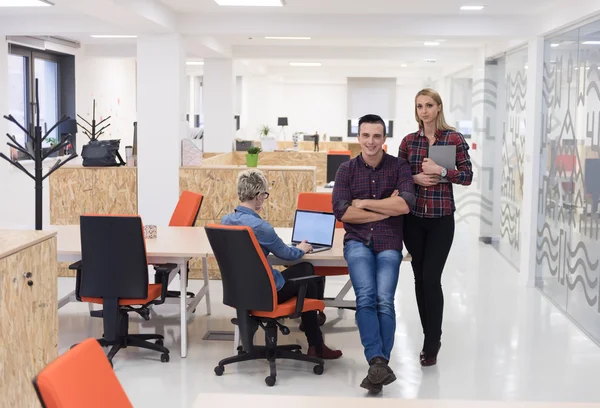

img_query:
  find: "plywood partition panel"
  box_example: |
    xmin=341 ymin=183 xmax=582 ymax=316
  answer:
xmin=0 ymin=236 xmax=57 ymax=408
xmin=93 ymin=168 xmax=138 ymax=215
xmin=50 ymin=168 xmax=95 ymax=225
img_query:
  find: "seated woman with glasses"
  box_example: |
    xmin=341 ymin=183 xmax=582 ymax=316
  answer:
xmin=221 ymin=169 xmax=342 ymax=360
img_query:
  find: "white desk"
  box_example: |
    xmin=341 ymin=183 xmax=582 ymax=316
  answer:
xmin=52 ymin=225 xmax=212 ymax=358
xmin=193 ymin=394 xmax=600 ymax=408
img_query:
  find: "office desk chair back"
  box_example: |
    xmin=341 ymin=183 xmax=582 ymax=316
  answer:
xmin=33 ymin=338 xmax=133 ymax=408
xmin=157 ymin=190 xmax=204 ymax=299
xmin=326 ymin=151 xmax=351 ymax=183
xmin=205 ymin=224 xmax=325 ymax=386
xmin=72 ymin=215 xmax=176 ymax=365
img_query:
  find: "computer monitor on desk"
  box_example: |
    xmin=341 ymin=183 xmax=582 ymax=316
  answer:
xmin=326 ymin=151 xmax=351 ymax=183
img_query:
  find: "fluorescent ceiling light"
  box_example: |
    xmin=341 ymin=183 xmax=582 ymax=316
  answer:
xmin=460 ymin=5 xmax=485 ymax=10
xmin=424 ymin=59 xmax=436 ymax=63
xmin=0 ymin=0 xmax=53 ymax=6
xmin=265 ymin=36 xmax=311 ymax=40
xmin=186 ymin=61 xmax=204 ymax=66
xmin=90 ymin=35 xmax=137 ymax=39
xmin=289 ymin=62 xmax=321 ymax=67
xmin=400 ymin=63 xmax=408 ymax=68
xmin=424 ymin=41 xmax=440 ymax=46
xmin=582 ymin=41 xmax=600 ymax=45
xmin=214 ymin=0 xmax=284 ymax=6
xmin=550 ymin=43 xmax=560 ymax=47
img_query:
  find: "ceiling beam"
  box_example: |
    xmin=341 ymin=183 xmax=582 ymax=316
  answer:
xmin=178 ymin=14 xmax=538 ymax=38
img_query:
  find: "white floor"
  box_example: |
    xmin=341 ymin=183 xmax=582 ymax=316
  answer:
xmin=57 ymin=220 xmax=600 ymax=406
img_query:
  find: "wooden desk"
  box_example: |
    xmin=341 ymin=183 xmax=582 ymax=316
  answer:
xmin=193 ymin=394 xmax=600 ymax=408
xmin=0 ymin=230 xmax=58 ymax=408
xmin=52 ymin=225 xmax=212 ymax=358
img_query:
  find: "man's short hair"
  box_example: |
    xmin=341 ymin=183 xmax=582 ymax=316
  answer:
xmin=237 ymin=169 xmax=268 ymax=202
xmin=358 ymin=114 xmax=386 ymax=136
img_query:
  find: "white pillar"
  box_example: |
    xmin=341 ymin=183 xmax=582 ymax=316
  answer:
xmin=137 ymin=34 xmax=186 ymax=226
xmin=519 ymin=37 xmax=545 ymax=287
xmin=0 ymin=38 xmax=7 ymax=160
xmin=203 ymin=58 xmax=235 ymax=153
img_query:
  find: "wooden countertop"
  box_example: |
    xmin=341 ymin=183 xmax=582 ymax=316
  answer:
xmin=0 ymin=230 xmax=57 ymax=260
xmin=181 ymin=165 xmax=317 ymax=171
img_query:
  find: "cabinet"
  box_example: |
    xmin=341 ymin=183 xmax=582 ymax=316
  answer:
xmin=0 ymin=233 xmax=57 ymax=408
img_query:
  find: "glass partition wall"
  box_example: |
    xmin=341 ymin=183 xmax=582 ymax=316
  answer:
xmin=537 ymin=19 xmax=600 ymax=342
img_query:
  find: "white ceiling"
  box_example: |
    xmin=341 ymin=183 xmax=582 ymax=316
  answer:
xmin=0 ymin=0 xmax=596 ymax=80
xmin=159 ymin=0 xmax=560 ymax=16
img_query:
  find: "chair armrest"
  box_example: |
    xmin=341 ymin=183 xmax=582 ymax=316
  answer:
xmin=68 ymin=260 xmax=82 ymax=270
xmin=153 ymin=263 xmax=178 ymax=304
xmin=287 ymin=275 xmax=323 ymax=318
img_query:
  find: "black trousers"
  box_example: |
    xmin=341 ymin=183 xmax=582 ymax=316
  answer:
xmin=277 ymin=262 xmax=324 ymax=347
xmin=403 ymin=213 xmax=455 ymax=354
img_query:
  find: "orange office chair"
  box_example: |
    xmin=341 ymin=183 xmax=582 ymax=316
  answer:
xmin=297 ymin=192 xmax=356 ymax=312
xmin=33 ymin=338 xmax=133 ymax=408
xmin=383 ymin=144 xmax=387 ymax=152
xmin=205 ymin=224 xmax=325 ymax=387
xmin=328 ymin=149 xmax=352 ymax=156
xmin=70 ymin=215 xmax=176 ymax=365
xmin=154 ymin=190 xmax=204 ymax=299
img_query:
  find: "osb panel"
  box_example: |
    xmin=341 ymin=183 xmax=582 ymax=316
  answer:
xmin=58 ymin=261 xmax=75 ymax=277
xmin=93 ymin=168 xmax=138 ymax=215
xmin=348 ymin=143 xmax=362 ymax=158
xmin=180 ymin=168 xmax=243 ymax=222
xmin=201 ymin=152 xmax=235 ymax=165
xmin=231 ymin=151 xmax=326 ymax=186
xmin=49 ymin=168 xmax=95 ymax=225
xmin=266 ymin=170 xmax=315 ymax=222
xmin=0 ymin=237 xmax=57 ymax=408
xmin=203 ymin=152 xmax=226 ymax=159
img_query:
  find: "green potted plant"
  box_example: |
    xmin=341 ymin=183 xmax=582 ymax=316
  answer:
xmin=258 ymin=125 xmax=270 ymax=138
xmin=246 ymin=146 xmax=262 ymax=167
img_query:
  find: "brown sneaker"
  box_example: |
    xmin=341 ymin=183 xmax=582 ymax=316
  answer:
xmin=308 ymin=344 xmax=342 ymax=359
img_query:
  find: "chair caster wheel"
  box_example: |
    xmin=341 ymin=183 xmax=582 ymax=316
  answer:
xmin=280 ymin=327 xmax=290 ymax=335
xmin=265 ymin=375 xmax=276 ymax=386
xmin=155 ymin=339 xmax=164 ymax=347
xmin=160 ymin=353 xmax=170 ymax=363
xmin=313 ymin=365 xmax=324 ymax=375
xmin=214 ymin=366 xmax=224 ymax=376
xmin=318 ymin=312 xmax=326 ymax=326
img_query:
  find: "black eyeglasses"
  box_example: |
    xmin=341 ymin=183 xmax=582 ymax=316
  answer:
xmin=256 ymin=192 xmax=269 ymax=199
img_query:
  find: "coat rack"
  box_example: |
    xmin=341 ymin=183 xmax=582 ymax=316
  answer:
xmin=77 ymin=99 xmax=111 ymax=141
xmin=0 ymin=78 xmax=78 ymax=230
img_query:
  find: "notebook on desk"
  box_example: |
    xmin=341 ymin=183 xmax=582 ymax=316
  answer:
xmin=289 ymin=210 xmax=336 ymax=253
xmin=428 ymin=145 xmax=456 ymax=183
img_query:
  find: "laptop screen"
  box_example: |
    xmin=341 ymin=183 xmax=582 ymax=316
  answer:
xmin=292 ymin=210 xmax=336 ymax=246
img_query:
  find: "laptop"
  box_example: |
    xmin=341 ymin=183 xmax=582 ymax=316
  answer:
xmin=428 ymin=145 xmax=456 ymax=183
xmin=289 ymin=210 xmax=336 ymax=253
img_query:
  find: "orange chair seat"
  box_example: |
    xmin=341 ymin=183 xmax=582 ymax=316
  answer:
xmin=252 ymin=298 xmax=325 ymax=319
xmin=82 ymin=284 xmax=162 ymax=305
xmin=314 ymin=266 xmax=348 ymax=276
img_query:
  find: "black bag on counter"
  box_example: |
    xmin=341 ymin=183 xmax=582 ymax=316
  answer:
xmin=81 ymin=140 xmax=125 ymax=167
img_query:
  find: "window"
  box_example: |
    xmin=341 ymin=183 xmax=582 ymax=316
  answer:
xmin=7 ymin=44 xmax=73 ymax=160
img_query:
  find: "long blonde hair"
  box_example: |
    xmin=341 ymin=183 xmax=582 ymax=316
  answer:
xmin=414 ymin=88 xmax=455 ymax=131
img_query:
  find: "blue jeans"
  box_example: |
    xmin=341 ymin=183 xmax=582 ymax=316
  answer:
xmin=344 ymin=240 xmax=402 ymax=363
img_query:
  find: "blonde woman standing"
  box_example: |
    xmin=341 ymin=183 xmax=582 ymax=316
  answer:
xmin=398 ymin=89 xmax=473 ymax=367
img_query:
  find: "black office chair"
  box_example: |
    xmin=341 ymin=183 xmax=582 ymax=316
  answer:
xmin=69 ymin=215 xmax=177 ymax=366
xmin=205 ymin=224 xmax=325 ymax=387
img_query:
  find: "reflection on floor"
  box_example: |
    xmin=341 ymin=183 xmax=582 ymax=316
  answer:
xmin=57 ymin=220 xmax=600 ymax=406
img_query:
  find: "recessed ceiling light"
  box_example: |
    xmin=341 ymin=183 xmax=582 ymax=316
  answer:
xmin=90 ymin=35 xmax=137 ymax=39
xmin=186 ymin=61 xmax=204 ymax=66
xmin=424 ymin=42 xmax=440 ymax=46
xmin=265 ymin=36 xmax=311 ymax=40
xmin=582 ymin=41 xmax=600 ymax=45
xmin=0 ymin=0 xmax=53 ymax=6
xmin=214 ymin=0 xmax=284 ymax=6
xmin=550 ymin=43 xmax=560 ymax=47
xmin=524 ymin=65 xmax=529 ymax=70
xmin=289 ymin=62 xmax=322 ymax=67
xmin=424 ymin=59 xmax=436 ymax=63
xmin=460 ymin=5 xmax=485 ymax=10
xmin=400 ymin=64 xmax=408 ymax=68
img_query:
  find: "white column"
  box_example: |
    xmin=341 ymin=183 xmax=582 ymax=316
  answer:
xmin=137 ymin=34 xmax=186 ymax=226
xmin=519 ymin=37 xmax=545 ymax=287
xmin=0 ymin=38 xmax=7 ymax=160
xmin=203 ymin=58 xmax=235 ymax=153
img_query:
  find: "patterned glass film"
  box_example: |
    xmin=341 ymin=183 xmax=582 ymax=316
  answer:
xmin=495 ymin=48 xmax=529 ymax=268
xmin=537 ymin=20 xmax=600 ymax=341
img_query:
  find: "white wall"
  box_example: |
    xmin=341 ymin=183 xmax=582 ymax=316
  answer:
xmin=239 ymin=75 xmax=423 ymax=155
xmin=76 ymin=56 xmax=137 ymax=158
